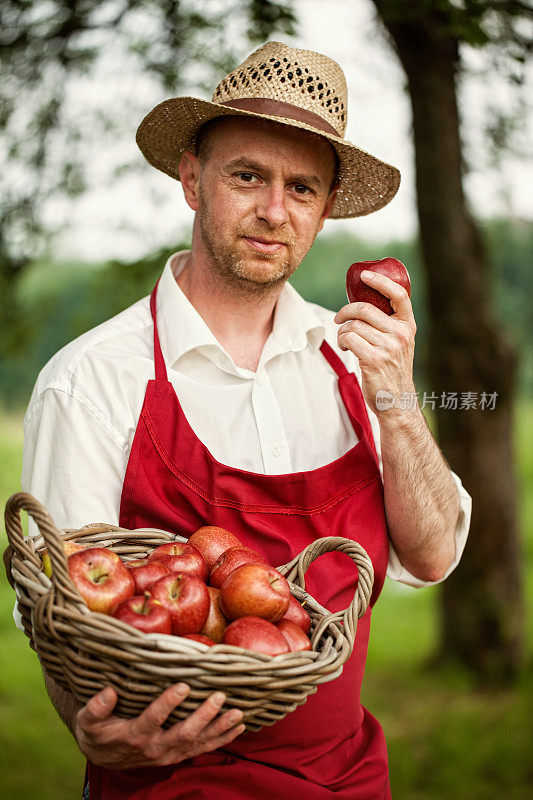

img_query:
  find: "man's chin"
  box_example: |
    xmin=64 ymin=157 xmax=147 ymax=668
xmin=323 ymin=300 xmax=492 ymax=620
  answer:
xmin=234 ymin=255 xmax=295 ymax=285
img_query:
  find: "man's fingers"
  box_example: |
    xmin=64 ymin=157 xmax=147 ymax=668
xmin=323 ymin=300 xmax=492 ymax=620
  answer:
xmin=163 ymin=720 xmax=246 ymax=767
xmin=360 ymin=270 xmax=413 ymax=321
xmin=337 ymin=319 xmax=385 ymax=347
xmin=134 ymin=683 xmax=191 ymax=735
xmin=338 ymin=331 xmax=374 ymax=362
xmin=163 ymin=691 xmax=227 ymax=745
xmin=200 ymin=707 xmax=244 ymax=740
xmin=77 ymin=687 xmax=118 ymax=728
xmin=335 ymin=302 xmax=397 ymax=333
xmin=200 ymin=720 xmax=247 ymax=750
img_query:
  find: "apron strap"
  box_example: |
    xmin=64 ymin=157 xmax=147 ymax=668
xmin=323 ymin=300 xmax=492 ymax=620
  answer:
xmin=150 ymin=280 xmax=168 ymax=382
xmin=320 ymin=339 xmax=380 ymax=465
xmin=319 ymin=339 xmax=349 ymax=377
xmin=150 ymin=285 xmax=349 ymax=384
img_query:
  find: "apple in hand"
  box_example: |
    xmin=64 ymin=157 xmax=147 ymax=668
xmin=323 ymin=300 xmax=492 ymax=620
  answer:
xmin=209 ymin=547 xmax=269 ymax=589
xmin=67 ymin=547 xmax=135 ymax=614
xmin=223 ymin=616 xmax=290 ymax=656
xmin=42 ymin=540 xmax=87 ymax=579
xmin=148 ymin=542 xmax=208 ymax=581
xmin=276 ymin=619 xmax=312 ymax=652
xmin=113 ymin=592 xmax=172 ymax=634
xmin=200 ymin=587 xmax=228 ymax=643
xmin=187 ymin=526 xmax=242 ymax=571
xmin=127 ymin=558 xmax=170 ymax=594
xmin=150 ymin=573 xmax=210 ymax=636
xmin=219 ymin=563 xmax=290 ymax=623
xmin=279 ymin=595 xmax=312 ymax=634
xmin=346 ymin=257 xmax=411 ymax=316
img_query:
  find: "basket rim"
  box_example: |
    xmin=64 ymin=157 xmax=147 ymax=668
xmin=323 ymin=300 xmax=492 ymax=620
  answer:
xmin=4 ymin=494 xmax=373 ymax=730
xmin=10 ymin=526 xmax=352 ymax=669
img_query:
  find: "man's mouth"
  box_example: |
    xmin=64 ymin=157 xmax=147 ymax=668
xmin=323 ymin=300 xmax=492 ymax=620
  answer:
xmin=243 ymin=236 xmax=286 ymax=253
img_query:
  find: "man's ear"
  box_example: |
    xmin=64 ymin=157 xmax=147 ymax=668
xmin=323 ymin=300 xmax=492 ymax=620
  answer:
xmin=317 ymin=183 xmax=339 ymax=234
xmin=178 ymin=150 xmax=201 ymax=211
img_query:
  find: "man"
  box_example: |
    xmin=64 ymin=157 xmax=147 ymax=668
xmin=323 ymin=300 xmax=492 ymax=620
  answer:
xmin=20 ymin=42 xmax=471 ymax=798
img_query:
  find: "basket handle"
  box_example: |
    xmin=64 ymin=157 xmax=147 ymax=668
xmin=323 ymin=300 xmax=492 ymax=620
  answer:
xmin=4 ymin=492 xmax=86 ymax=606
xmin=277 ymin=536 xmax=374 ymax=648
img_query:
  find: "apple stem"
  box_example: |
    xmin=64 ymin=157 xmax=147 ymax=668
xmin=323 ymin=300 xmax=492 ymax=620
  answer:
xmin=142 ymin=592 xmax=151 ymax=615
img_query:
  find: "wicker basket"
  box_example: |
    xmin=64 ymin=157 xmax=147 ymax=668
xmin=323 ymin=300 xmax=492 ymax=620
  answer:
xmin=4 ymin=492 xmax=374 ymax=732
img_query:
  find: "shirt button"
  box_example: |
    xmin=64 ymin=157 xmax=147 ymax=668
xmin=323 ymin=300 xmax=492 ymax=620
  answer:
xmin=271 ymin=445 xmax=281 ymax=457
xmin=255 ymin=374 xmax=263 ymax=386
xmin=217 ymin=354 xmax=225 ymax=365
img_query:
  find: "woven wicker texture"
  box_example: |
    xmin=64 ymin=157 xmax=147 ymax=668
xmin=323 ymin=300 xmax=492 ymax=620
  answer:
xmin=4 ymin=493 xmax=374 ymax=732
xmin=135 ymin=41 xmax=401 ymax=219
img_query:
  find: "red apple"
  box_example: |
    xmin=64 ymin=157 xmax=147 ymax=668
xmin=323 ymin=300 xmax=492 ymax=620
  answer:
xmin=113 ymin=593 xmax=172 ymax=634
xmin=42 ymin=540 xmax=87 ymax=579
xmin=201 ymin=586 xmax=228 ymax=643
xmin=148 ymin=542 xmax=208 ymax=581
xmin=150 ymin=573 xmax=210 ymax=636
xmin=209 ymin=547 xmax=269 ymax=589
xmin=346 ymin=258 xmax=411 ymax=316
xmin=126 ymin=558 xmax=170 ymax=594
xmin=182 ymin=633 xmax=216 ymax=646
xmin=223 ymin=616 xmax=290 ymax=656
xmin=280 ymin=595 xmax=312 ymax=634
xmin=67 ymin=547 xmax=135 ymax=614
xmin=219 ymin=563 xmax=290 ymax=623
xmin=188 ymin=526 xmax=242 ymax=571
xmin=276 ymin=618 xmax=312 ymax=652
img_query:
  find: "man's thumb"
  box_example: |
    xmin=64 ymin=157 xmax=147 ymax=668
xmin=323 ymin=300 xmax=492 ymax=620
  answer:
xmin=80 ymin=687 xmax=118 ymax=724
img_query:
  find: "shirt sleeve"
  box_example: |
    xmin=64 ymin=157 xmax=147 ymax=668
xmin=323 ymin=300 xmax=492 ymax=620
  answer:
xmin=363 ymin=383 xmax=472 ymax=589
xmin=14 ymin=387 xmax=128 ymax=630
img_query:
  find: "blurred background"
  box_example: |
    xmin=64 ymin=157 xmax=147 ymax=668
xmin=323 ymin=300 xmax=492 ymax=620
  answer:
xmin=1 ymin=1 xmax=531 ymax=798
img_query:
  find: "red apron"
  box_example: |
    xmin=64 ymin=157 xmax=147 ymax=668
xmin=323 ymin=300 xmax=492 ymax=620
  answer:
xmin=87 ymin=282 xmax=391 ymax=799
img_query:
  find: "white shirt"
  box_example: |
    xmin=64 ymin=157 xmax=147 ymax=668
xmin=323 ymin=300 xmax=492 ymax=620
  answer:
xmin=20 ymin=250 xmax=471 ymax=600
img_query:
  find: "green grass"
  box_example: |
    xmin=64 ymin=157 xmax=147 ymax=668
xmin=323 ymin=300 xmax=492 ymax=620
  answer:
xmin=362 ymin=399 xmax=533 ymax=799
xmin=0 ymin=404 xmax=531 ymax=799
xmin=0 ymin=410 xmax=85 ymax=800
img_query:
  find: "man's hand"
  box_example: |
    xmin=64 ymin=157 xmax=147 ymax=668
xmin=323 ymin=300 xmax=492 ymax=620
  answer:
xmin=75 ymin=684 xmax=245 ymax=770
xmin=334 ymin=267 xmax=460 ymax=582
xmin=334 ymin=269 xmax=417 ymax=414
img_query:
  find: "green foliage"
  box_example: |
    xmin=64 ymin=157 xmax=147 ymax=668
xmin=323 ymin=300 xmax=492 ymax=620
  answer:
xmin=0 ymin=0 xmax=299 ymax=348
xmin=373 ymin=0 xmax=531 ymax=48
xmin=483 ymin=218 xmax=533 ymax=392
xmin=0 ymin=218 xmax=530 ymax=409
xmin=246 ymin=0 xmax=298 ymax=42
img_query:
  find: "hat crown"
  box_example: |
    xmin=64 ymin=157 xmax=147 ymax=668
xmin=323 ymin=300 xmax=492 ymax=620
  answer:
xmin=211 ymin=41 xmax=348 ymax=138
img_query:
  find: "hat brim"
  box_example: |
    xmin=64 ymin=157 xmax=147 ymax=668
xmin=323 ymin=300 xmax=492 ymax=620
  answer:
xmin=136 ymin=97 xmax=400 ymax=219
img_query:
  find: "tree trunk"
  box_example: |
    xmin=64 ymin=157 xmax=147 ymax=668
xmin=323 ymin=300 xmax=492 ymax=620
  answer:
xmin=372 ymin=4 xmax=524 ymax=682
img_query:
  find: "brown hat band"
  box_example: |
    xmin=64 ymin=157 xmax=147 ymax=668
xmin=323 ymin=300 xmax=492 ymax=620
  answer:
xmin=218 ymin=98 xmax=339 ymax=137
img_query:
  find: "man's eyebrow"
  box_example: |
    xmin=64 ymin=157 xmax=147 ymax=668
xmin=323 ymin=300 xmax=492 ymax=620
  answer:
xmin=223 ymin=157 xmax=325 ymax=190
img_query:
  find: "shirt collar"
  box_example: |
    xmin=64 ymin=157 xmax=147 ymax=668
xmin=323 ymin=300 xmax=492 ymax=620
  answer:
xmin=156 ymin=250 xmax=326 ymax=371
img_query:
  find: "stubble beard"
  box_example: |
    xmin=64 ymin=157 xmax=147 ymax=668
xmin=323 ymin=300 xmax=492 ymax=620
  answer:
xmin=197 ymin=188 xmax=306 ymax=298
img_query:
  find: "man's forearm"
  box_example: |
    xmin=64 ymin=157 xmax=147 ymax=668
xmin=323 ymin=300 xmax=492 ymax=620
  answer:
xmin=43 ymin=669 xmax=83 ymax=738
xmin=379 ymin=405 xmax=460 ymax=582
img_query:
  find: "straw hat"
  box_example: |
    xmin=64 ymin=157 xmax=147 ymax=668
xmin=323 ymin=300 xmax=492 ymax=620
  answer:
xmin=136 ymin=41 xmax=400 ymax=219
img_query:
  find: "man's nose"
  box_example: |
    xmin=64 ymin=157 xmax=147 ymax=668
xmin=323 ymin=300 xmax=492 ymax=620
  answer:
xmin=255 ymin=184 xmax=289 ymax=227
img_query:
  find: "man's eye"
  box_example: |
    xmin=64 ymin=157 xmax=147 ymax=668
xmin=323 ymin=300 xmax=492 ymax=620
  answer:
xmin=294 ymin=184 xmax=312 ymax=195
xmin=238 ymin=173 xmax=257 ymax=183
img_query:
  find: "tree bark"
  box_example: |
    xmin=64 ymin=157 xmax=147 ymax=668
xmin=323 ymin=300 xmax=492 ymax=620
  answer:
xmin=372 ymin=4 xmax=524 ymax=681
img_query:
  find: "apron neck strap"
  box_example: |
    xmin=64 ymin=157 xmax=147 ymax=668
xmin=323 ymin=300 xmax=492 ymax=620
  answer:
xmin=150 ymin=280 xmax=168 ymax=382
xmin=319 ymin=339 xmax=349 ymax=376
xmin=320 ymin=339 xmax=380 ymax=465
xmin=150 ymin=286 xmax=351 ymax=384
